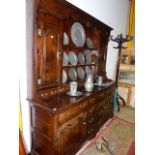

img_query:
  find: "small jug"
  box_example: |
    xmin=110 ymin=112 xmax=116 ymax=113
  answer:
xmin=85 ymin=75 xmax=94 ymax=83
xmin=85 ymin=75 xmax=94 ymax=92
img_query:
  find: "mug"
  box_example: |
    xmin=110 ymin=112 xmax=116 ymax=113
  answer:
xmin=70 ymin=81 xmax=78 ymax=94
xmin=97 ymin=76 xmax=103 ymax=85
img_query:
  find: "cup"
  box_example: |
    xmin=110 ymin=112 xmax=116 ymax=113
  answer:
xmin=97 ymin=76 xmax=103 ymax=85
xmin=70 ymin=81 xmax=78 ymax=94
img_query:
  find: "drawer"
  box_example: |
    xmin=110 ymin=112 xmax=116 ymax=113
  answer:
xmin=87 ymin=105 xmax=96 ymax=117
xmin=96 ymin=101 xmax=104 ymax=110
xmin=99 ymin=91 xmax=105 ymax=98
xmin=87 ymin=109 xmax=101 ymax=125
xmin=87 ymin=121 xmax=101 ymax=136
xmin=58 ymin=101 xmax=87 ymax=126
xmin=88 ymin=97 xmax=96 ymax=107
xmin=87 ymin=127 xmax=95 ymax=136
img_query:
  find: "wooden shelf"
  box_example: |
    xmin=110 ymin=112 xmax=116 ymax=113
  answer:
xmin=63 ymin=45 xmax=98 ymax=51
xmin=118 ymin=80 xmax=135 ymax=86
xmin=119 ymin=64 xmax=135 ymax=72
xmin=62 ymin=63 xmax=97 ymax=67
xmin=118 ymin=49 xmax=135 ymax=108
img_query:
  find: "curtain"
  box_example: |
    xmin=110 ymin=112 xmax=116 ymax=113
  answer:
xmin=127 ymin=0 xmax=135 ymax=48
xmin=19 ymin=90 xmax=22 ymax=132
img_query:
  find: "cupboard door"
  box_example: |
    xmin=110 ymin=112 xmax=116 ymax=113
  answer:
xmin=36 ymin=12 xmax=63 ymax=89
xmin=42 ymin=30 xmax=59 ymax=86
xmin=36 ymin=27 xmax=62 ymax=88
xmin=60 ymin=114 xmax=86 ymax=155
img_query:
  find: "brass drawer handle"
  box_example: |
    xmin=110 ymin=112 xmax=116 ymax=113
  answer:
xmin=80 ymin=102 xmax=87 ymax=109
xmin=97 ymin=121 xmax=102 ymax=125
xmin=88 ymin=128 xmax=94 ymax=134
xmin=88 ymin=117 xmax=94 ymax=124
xmin=89 ymin=108 xmax=94 ymax=113
xmin=65 ymin=121 xmax=78 ymax=129
xmin=100 ymin=93 xmax=104 ymax=97
xmin=89 ymin=98 xmax=95 ymax=103
xmin=82 ymin=122 xmax=86 ymax=125
xmin=99 ymin=103 xmax=102 ymax=106
xmin=64 ymin=113 xmax=69 ymax=119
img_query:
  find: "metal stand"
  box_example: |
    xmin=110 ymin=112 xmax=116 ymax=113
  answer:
xmin=110 ymin=33 xmax=133 ymax=112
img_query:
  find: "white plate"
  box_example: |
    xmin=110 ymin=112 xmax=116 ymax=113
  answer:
xmin=77 ymin=52 xmax=85 ymax=64
xmin=92 ymin=50 xmax=99 ymax=57
xmin=66 ymin=91 xmax=83 ymax=97
xmin=68 ymin=51 xmax=78 ymax=65
xmin=94 ymin=83 xmax=106 ymax=87
xmin=84 ymin=49 xmax=90 ymax=55
xmin=63 ymin=51 xmax=68 ymax=66
xmin=91 ymin=66 xmax=97 ymax=74
xmin=68 ymin=67 xmax=77 ymax=81
xmin=62 ymin=70 xmax=67 ymax=84
xmin=71 ymin=22 xmax=86 ymax=47
xmin=63 ymin=32 xmax=69 ymax=45
xmin=86 ymin=37 xmax=94 ymax=48
xmin=85 ymin=66 xmax=93 ymax=75
xmin=86 ymin=54 xmax=92 ymax=64
xmin=77 ymin=67 xmax=85 ymax=80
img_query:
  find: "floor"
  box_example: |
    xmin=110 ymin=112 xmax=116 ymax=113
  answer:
xmin=115 ymin=105 xmax=135 ymax=123
xmin=76 ymin=105 xmax=135 ymax=155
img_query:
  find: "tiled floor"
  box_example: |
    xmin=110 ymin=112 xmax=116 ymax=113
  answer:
xmin=115 ymin=105 xmax=135 ymax=123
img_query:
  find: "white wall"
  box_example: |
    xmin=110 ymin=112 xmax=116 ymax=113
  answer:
xmin=66 ymin=0 xmax=130 ymax=80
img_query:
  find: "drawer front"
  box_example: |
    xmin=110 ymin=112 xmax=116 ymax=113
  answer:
xmin=58 ymin=101 xmax=87 ymax=126
xmin=87 ymin=105 xmax=96 ymax=118
xmin=31 ymin=106 xmax=53 ymax=137
xmin=87 ymin=120 xmax=102 ymax=137
xmin=88 ymin=97 xmax=96 ymax=107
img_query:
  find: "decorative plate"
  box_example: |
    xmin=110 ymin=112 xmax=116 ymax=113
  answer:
xmin=63 ymin=32 xmax=69 ymax=45
xmin=84 ymin=49 xmax=90 ymax=55
xmin=63 ymin=51 xmax=68 ymax=66
xmin=86 ymin=53 xmax=92 ymax=64
xmin=91 ymin=66 xmax=97 ymax=74
xmin=86 ymin=37 xmax=94 ymax=48
xmin=71 ymin=22 xmax=86 ymax=47
xmin=68 ymin=51 xmax=78 ymax=65
xmin=77 ymin=52 xmax=85 ymax=64
xmin=62 ymin=70 xmax=67 ymax=84
xmin=77 ymin=67 xmax=85 ymax=80
xmin=85 ymin=66 xmax=93 ymax=75
xmin=68 ymin=67 xmax=77 ymax=81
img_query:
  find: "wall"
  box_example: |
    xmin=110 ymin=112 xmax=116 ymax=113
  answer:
xmin=66 ymin=0 xmax=130 ymax=80
xmin=22 ymin=0 xmax=130 ymax=152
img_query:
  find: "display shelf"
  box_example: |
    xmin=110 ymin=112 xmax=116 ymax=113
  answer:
xmin=118 ymin=48 xmax=135 ymax=107
xmin=62 ymin=63 xmax=97 ymax=67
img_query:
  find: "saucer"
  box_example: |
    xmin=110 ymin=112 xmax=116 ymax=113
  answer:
xmin=66 ymin=91 xmax=83 ymax=97
xmin=94 ymin=83 xmax=106 ymax=87
xmin=85 ymin=89 xmax=93 ymax=92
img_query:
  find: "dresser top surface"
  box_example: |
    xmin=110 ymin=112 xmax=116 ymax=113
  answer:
xmin=30 ymin=81 xmax=115 ymax=113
